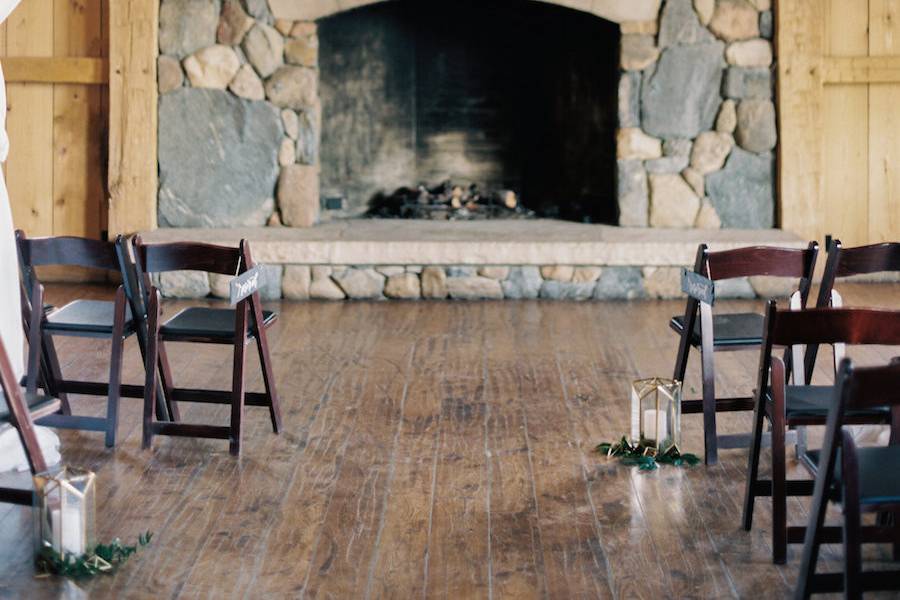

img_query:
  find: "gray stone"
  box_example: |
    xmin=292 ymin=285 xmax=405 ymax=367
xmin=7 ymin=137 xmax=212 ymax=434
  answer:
xmin=539 ymin=281 xmax=595 ymax=301
xmin=282 ymin=109 xmax=299 ymax=140
xmin=644 ymin=155 xmax=690 ymax=174
xmin=447 ymin=266 xmax=476 ymax=277
xmin=649 ymin=173 xmax=700 ymax=228
xmin=241 ymin=0 xmax=272 ymax=21
xmin=658 ymin=0 xmax=716 ymax=48
xmin=421 ymin=267 xmax=448 ymax=298
xmin=159 ymin=88 xmax=281 ymax=227
xmin=159 ymin=270 xmax=211 ymax=298
xmin=593 ymin=267 xmax=647 ymax=300
xmin=258 ymin=264 xmax=284 ymax=299
xmin=620 ymin=35 xmax=660 ymax=71
xmin=158 ymin=55 xmax=184 ymax=94
xmin=501 ymin=266 xmax=542 ymax=299
xmin=715 ymin=277 xmax=756 ymax=299
xmin=540 ymin=265 xmax=574 ymax=282
xmin=229 ymin=63 xmax=265 ymax=100
xmin=183 ymin=45 xmax=241 ymax=89
xmin=618 ymin=72 xmax=641 ymax=128
xmin=282 ymin=265 xmax=311 ymax=300
xmin=277 ymin=164 xmax=318 ymax=227
xmin=759 ymin=10 xmax=773 ymax=39
xmin=706 ymin=148 xmax=774 ymax=228
xmin=295 ymin=108 xmax=319 ymax=165
xmin=384 ymin=273 xmax=421 ymax=299
xmin=708 ymin=0 xmax=759 ymax=42
xmin=663 ymin=138 xmax=692 ymax=157
xmin=160 ymin=0 xmax=219 ymax=57
xmin=478 ymin=266 xmax=510 ymax=280
xmin=265 ymin=66 xmax=318 ymax=110
xmin=242 ymin=23 xmax=284 ymax=78
xmin=641 ymin=42 xmax=725 ymax=139
xmin=446 ymin=276 xmax=503 ymax=300
xmin=735 ymin=99 xmax=777 ymax=152
xmin=723 ymin=67 xmax=772 ymax=99
xmin=332 ymin=268 xmax=385 ymax=299
xmin=217 ymin=0 xmax=254 ymax=45
xmin=617 ymin=160 xmax=648 ymax=227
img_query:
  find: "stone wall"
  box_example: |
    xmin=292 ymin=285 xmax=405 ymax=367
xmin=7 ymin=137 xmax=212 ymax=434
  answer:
xmin=617 ymin=0 xmax=776 ymax=229
xmin=158 ymin=0 xmax=321 ymax=228
xmin=156 ymin=262 xmax=791 ymax=301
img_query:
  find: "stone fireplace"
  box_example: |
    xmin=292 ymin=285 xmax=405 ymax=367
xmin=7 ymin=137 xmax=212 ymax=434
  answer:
xmin=152 ymin=0 xmax=787 ymax=301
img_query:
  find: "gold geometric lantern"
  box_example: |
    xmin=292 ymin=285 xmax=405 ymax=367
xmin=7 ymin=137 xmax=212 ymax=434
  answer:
xmin=33 ymin=467 xmax=96 ymax=559
xmin=630 ymin=377 xmax=682 ymax=453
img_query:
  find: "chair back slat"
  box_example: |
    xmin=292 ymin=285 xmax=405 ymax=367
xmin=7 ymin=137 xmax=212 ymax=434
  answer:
xmin=135 ymin=240 xmax=243 ymax=276
xmin=17 ymin=232 xmax=120 ymax=271
xmin=769 ymin=306 xmax=900 ymax=346
xmin=845 ymin=360 xmax=900 ymax=409
xmin=706 ymin=244 xmax=817 ymax=281
xmin=834 ymin=242 xmax=900 ymax=277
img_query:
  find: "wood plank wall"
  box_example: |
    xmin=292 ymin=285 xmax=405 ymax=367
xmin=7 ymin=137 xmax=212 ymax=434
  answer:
xmin=0 ymin=0 xmax=109 ymax=256
xmin=779 ymin=0 xmax=900 ymax=247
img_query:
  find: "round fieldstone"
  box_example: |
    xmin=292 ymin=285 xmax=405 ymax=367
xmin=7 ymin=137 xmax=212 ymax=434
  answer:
xmin=708 ymin=0 xmax=759 ymax=42
xmin=158 ymin=55 xmax=184 ymax=94
xmin=735 ymin=99 xmax=776 ymax=152
xmin=229 ymin=63 xmax=265 ymax=99
xmin=501 ymin=266 xmax=542 ymax=299
xmin=265 ymin=66 xmax=318 ymax=110
xmin=242 ymin=22 xmax=284 ymax=78
xmin=690 ymin=131 xmax=734 ymax=174
xmin=182 ymin=44 xmax=240 ymax=89
xmin=649 ymin=173 xmax=701 ymax=228
xmin=217 ymin=0 xmax=254 ymax=45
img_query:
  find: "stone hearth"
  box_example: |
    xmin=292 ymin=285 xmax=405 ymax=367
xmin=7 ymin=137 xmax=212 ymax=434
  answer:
xmin=141 ymin=220 xmax=803 ymax=300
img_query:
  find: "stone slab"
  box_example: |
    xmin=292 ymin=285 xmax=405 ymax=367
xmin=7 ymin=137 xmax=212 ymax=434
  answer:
xmin=141 ymin=220 xmax=803 ymax=266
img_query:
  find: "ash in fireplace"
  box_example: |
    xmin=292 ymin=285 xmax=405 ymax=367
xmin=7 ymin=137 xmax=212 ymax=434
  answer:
xmin=366 ymin=181 xmax=536 ymax=220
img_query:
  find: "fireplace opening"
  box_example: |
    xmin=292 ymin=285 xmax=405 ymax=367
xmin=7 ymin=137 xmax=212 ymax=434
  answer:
xmin=318 ymin=0 xmax=621 ymax=223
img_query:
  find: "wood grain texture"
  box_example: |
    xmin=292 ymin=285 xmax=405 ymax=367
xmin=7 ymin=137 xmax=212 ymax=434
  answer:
xmin=0 ymin=283 xmax=897 ymax=597
xmin=1 ymin=57 xmax=108 ymax=83
xmin=107 ymin=0 xmax=157 ymax=235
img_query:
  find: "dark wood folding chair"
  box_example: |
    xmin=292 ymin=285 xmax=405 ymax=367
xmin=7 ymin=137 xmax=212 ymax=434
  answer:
xmin=133 ymin=237 xmax=282 ymax=456
xmin=0 ymin=332 xmax=61 ymax=505
xmin=16 ymin=232 xmax=162 ymax=448
xmin=743 ymin=304 xmax=900 ymax=564
xmin=671 ymin=242 xmax=819 ymax=464
xmin=803 ymin=240 xmax=900 ymax=381
xmin=795 ymin=358 xmax=900 ymax=599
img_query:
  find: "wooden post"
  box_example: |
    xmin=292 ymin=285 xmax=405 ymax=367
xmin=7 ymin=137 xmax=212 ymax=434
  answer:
xmin=108 ymin=0 xmax=158 ymax=235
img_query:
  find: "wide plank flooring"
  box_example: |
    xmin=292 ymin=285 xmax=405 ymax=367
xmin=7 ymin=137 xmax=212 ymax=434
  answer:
xmin=0 ymin=283 xmax=897 ymax=599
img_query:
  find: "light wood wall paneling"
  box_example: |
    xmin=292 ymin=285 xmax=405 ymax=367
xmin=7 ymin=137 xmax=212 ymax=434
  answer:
xmin=5 ymin=0 xmax=54 ymax=237
xmin=107 ymin=0 xmax=158 ymax=235
xmin=868 ymin=0 xmax=900 ymax=243
xmin=822 ymin=0 xmax=869 ymax=248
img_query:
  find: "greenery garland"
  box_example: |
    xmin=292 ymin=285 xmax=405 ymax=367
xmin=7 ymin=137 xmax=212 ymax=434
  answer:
xmin=36 ymin=532 xmax=152 ymax=579
xmin=595 ymin=437 xmax=700 ymax=471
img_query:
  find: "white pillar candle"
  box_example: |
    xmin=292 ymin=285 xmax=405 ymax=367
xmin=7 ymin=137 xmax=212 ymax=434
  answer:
xmin=643 ymin=409 xmax=668 ymax=442
xmin=50 ymin=506 xmax=85 ymax=556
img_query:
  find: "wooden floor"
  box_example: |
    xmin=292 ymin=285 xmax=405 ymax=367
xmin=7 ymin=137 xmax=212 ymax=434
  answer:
xmin=1 ymin=283 xmax=898 ymax=599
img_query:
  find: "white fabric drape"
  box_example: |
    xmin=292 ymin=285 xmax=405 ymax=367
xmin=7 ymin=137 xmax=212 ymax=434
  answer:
xmin=0 ymin=0 xmax=23 ymax=380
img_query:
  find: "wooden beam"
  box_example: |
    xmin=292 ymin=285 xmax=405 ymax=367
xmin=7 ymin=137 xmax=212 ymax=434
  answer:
xmin=107 ymin=0 xmax=158 ymax=234
xmin=1 ymin=57 xmax=108 ymax=84
xmin=823 ymin=55 xmax=900 ymax=84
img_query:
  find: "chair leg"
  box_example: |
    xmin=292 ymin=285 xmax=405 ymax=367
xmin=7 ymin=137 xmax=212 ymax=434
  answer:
xmin=230 ymin=310 xmax=248 ymax=457
xmin=42 ymin=332 xmax=71 ymax=415
xmin=742 ymin=393 xmax=767 ymax=531
xmin=842 ymin=489 xmax=863 ymax=599
xmin=105 ymin=332 xmax=125 ymax=448
xmin=143 ymin=293 xmax=161 ymax=450
xmin=251 ymin=298 xmax=281 ymax=434
xmin=699 ymin=302 xmax=717 ymax=465
xmin=772 ymin=393 xmax=788 ymax=564
xmin=156 ymin=340 xmax=180 ymax=422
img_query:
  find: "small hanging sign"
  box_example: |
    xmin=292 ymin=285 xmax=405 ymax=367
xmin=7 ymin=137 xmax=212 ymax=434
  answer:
xmin=229 ymin=266 xmax=262 ymax=305
xmin=681 ymin=268 xmax=715 ymax=305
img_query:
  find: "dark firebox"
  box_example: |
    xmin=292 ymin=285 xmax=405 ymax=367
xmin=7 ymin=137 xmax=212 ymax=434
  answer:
xmin=367 ymin=181 xmax=535 ymax=220
xmin=319 ymin=0 xmax=620 ymax=223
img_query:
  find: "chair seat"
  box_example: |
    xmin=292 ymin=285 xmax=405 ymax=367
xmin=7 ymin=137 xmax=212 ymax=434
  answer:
xmin=768 ymin=385 xmax=890 ymax=419
xmin=46 ymin=300 xmax=134 ymax=335
xmin=160 ymin=307 xmax=277 ymax=341
xmin=0 ymin=390 xmax=59 ymax=424
xmin=805 ymin=446 xmax=900 ymax=506
xmin=669 ymin=312 xmax=765 ymax=347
